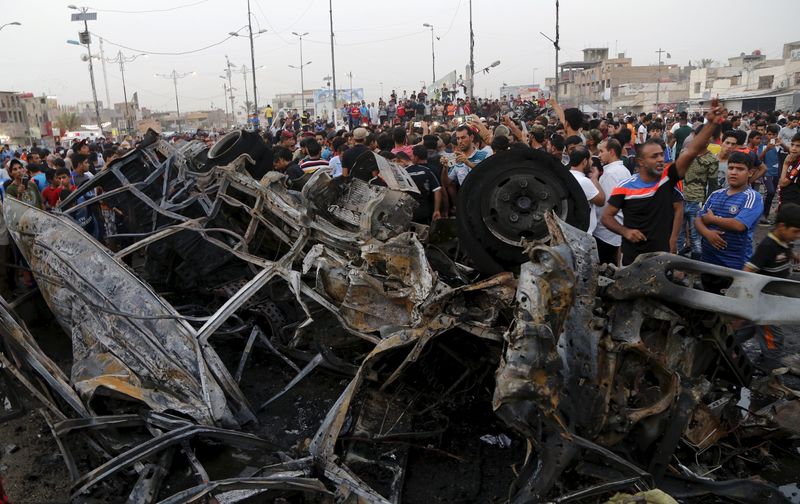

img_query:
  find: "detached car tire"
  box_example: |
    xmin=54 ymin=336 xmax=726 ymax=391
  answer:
xmin=206 ymin=129 xmax=272 ymax=179
xmin=457 ymin=147 xmax=590 ymax=275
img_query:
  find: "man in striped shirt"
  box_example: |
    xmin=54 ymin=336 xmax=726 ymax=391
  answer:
xmin=695 ymin=151 xmax=763 ymax=271
xmin=601 ymin=103 xmax=727 ymax=266
xmin=298 ymin=139 xmax=329 ymax=175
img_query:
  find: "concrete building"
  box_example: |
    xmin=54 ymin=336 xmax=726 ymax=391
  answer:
xmin=0 ymin=92 xmax=29 ymax=146
xmin=555 ymin=47 xmax=685 ymax=113
xmin=271 ymin=91 xmax=316 ymax=115
xmin=0 ymin=92 xmax=62 ymax=148
xmin=689 ymin=43 xmax=800 ymax=112
xmin=611 ymin=82 xmax=689 ymax=115
xmin=148 ymin=108 xmax=227 ymax=133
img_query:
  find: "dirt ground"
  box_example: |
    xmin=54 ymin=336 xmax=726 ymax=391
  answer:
xmin=1 ymin=225 xmax=799 ymax=503
xmin=0 ymin=396 xmax=71 ymax=504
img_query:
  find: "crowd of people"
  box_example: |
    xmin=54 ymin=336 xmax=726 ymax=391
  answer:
xmin=264 ymin=94 xmax=800 ymax=356
xmin=1 ymin=91 xmax=799 ymax=357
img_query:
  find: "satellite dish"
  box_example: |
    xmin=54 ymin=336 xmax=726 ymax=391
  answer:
xmin=80 ymin=54 xmax=89 ymax=62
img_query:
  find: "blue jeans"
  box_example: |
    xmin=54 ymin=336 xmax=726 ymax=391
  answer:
xmin=678 ymin=200 xmax=702 ymax=259
xmin=764 ymin=175 xmax=779 ymax=218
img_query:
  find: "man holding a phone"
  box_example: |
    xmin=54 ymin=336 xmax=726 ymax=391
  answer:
xmin=760 ymin=124 xmax=782 ymax=223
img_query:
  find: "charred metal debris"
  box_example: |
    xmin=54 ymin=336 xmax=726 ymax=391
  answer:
xmin=1 ymin=129 xmax=800 ymax=503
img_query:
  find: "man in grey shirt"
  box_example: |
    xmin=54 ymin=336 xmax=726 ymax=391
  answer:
xmin=779 ymin=116 xmax=798 ymax=150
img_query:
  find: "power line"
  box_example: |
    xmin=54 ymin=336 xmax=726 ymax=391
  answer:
xmin=253 ymin=0 xmax=291 ymax=44
xmin=439 ymin=0 xmax=463 ymax=39
xmin=90 ymin=30 xmax=242 ymax=56
xmin=86 ymin=0 xmax=210 ymax=14
xmin=334 ymin=30 xmax=428 ymax=47
xmin=282 ymin=0 xmax=316 ymax=33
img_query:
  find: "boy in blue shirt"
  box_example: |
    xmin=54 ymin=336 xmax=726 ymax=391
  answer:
xmin=696 ymin=151 xmax=763 ymax=278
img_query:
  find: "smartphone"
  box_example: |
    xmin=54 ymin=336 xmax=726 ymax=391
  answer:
xmin=770 ymin=139 xmax=776 ymax=145
xmin=414 ymin=122 xmax=421 ymax=128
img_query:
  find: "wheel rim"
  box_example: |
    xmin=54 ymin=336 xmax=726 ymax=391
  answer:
xmin=480 ymin=169 xmax=570 ymax=246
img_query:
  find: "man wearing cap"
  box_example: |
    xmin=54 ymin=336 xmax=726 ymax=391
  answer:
xmin=341 ymin=128 xmax=370 ymax=177
xmin=279 ymin=130 xmax=296 ymax=152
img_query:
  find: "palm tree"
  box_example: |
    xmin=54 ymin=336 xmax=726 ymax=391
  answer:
xmin=240 ymin=101 xmax=253 ymax=114
xmin=55 ymin=112 xmax=80 ymax=131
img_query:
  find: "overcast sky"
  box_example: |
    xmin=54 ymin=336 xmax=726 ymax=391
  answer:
xmin=3 ymin=0 xmax=799 ymax=112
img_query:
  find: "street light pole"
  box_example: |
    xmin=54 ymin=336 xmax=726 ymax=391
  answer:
xmin=228 ymin=20 xmax=266 ymax=128
xmin=292 ymin=32 xmax=310 ymax=114
xmin=69 ymin=5 xmax=103 ymax=135
xmin=468 ymin=0 xmax=474 ymax=99
xmin=155 ymin=70 xmax=193 ymax=133
xmin=328 ymin=0 xmax=338 ymax=126
xmin=246 ymin=0 xmax=258 ymax=127
xmin=423 ymin=23 xmax=435 ymax=84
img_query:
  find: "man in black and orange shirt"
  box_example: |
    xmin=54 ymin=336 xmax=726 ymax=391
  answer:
xmin=779 ymin=133 xmax=800 ymax=207
xmin=601 ymin=103 xmax=727 ymax=266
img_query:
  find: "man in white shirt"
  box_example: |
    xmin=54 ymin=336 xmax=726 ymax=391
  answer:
xmin=568 ymin=147 xmax=605 ymax=234
xmin=637 ymin=113 xmax=651 ymax=144
xmin=369 ymin=103 xmax=380 ymax=126
xmin=593 ymin=138 xmax=631 ymax=265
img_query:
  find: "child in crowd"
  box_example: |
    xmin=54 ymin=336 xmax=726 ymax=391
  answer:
xmin=743 ymin=204 xmax=800 ymax=355
xmin=695 ymin=151 xmax=763 ymax=292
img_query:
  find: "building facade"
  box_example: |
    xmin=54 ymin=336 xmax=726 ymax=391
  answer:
xmin=689 ymin=43 xmax=800 ymax=112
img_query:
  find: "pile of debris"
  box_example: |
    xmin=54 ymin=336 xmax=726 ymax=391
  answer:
xmin=1 ymin=130 xmax=799 ymax=503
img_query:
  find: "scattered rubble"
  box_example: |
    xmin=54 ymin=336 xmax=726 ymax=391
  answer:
xmin=0 ymin=130 xmax=799 ymax=503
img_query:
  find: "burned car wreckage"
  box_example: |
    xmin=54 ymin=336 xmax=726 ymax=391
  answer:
xmin=1 ymin=129 xmax=800 ymax=503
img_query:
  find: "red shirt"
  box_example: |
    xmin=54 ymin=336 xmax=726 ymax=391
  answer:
xmin=350 ymin=106 xmax=360 ymax=119
xmin=41 ymin=185 xmax=63 ymax=208
xmin=397 ymin=105 xmax=405 ymax=117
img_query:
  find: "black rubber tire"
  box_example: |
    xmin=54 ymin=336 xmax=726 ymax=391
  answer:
xmin=206 ymin=129 xmax=271 ymax=179
xmin=457 ymin=147 xmax=590 ymax=275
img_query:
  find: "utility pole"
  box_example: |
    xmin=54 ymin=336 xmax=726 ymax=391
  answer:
xmin=106 ymin=50 xmax=144 ymax=135
xmin=98 ymin=37 xmax=111 ymax=109
xmin=539 ymin=0 xmax=560 ymax=100
xmin=225 ymin=56 xmax=236 ymax=125
xmin=155 ymin=70 xmax=193 ymax=133
xmin=655 ymin=48 xmax=669 ymax=112
xmin=347 ymin=72 xmax=353 ymax=103
xmin=223 ymin=83 xmax=230 ymax=128
xmin=468 ymin=0 xmax=474 ymax=99
xmin=240 ymin=65 xmax=249 ymax=116
xmin=329 ymin=0 xmax=338 ymax=126
xmin=423 ymin=23 xmax=435 ymax=84
xmin=69 ymin=5 xmax=103 ymax=135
